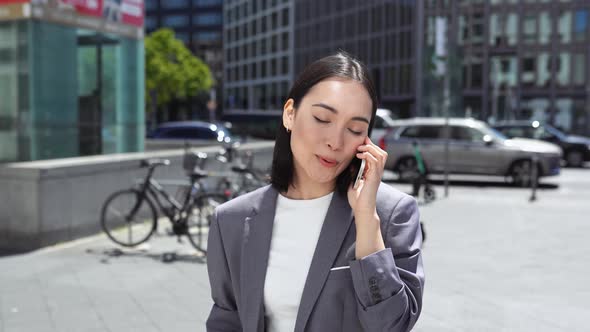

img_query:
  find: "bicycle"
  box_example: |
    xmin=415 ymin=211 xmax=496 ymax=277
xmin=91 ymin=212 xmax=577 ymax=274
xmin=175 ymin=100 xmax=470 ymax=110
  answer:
xmin=100 ymin=149 xmax=228 ymax=254
xmin=213 ymin=142 xmax=270 ymax=199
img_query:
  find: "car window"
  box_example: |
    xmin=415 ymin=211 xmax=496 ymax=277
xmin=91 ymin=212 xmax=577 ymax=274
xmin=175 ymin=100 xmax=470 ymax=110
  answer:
xmin=164 ymin=128 xmax=196 ymax=139
xmin=533 ymin=127 xmax=555 ymax=140
xmin=197 ymin=128 xmax=219 ymax=139
xmin=400 ymin=125 xmax=442 ymax=139
xmin=502 ymin=127 xmax=529 ymax=138
xmin=162 ymin=127 xmax=216 ymax=139
xmin=451 ymin=126 xmax=485 ymax=142
xmin=373 ymin=116 xmax=386 ymax=129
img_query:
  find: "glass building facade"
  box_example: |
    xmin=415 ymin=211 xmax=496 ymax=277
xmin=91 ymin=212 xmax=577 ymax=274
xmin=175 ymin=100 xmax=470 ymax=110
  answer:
xmin=0 ymin=6 xmax=144 ymax=162
xmin=223 ymin=0 xmax=293 ymax=112
xmin=145 ymin=0 xmax=223 ymax=120
xmin=295 ymin=0 xmax=419 ymax=117
xmin=424 ymin=0 xmax=590 ymax=136
xmin=223 ymin=0 xmax=418 ymax=117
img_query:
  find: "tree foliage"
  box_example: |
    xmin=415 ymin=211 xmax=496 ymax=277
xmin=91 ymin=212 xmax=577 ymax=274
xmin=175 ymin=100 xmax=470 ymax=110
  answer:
xmin=145 ymin=28 xmax=213 ymax=110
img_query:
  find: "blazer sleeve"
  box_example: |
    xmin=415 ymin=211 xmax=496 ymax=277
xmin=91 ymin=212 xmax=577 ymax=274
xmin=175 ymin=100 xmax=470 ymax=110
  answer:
xmin=349 ymin=195 xmax=425 ymax=332
xmin=206 ymin=209 xmax=242 ymax=332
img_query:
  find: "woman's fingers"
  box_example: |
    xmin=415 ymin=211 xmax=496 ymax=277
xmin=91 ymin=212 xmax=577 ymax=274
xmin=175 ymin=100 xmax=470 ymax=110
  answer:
xmin=356 ymin=151 xmax=380 ymax=178
xmin=357 ymin=143 xmax=387 ymax=165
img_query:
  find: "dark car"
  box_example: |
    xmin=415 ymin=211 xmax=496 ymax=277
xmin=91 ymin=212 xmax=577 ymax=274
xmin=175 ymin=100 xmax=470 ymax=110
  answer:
xmin=146 ymin=121 xmax=235 ymax=146
xmin=493 ymin=121 xmax=590 ymax=167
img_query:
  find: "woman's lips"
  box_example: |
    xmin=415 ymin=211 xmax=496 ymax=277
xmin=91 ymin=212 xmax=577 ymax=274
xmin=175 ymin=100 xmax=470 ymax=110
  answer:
xmin=317 ymin=155 xmax=338 ymax=168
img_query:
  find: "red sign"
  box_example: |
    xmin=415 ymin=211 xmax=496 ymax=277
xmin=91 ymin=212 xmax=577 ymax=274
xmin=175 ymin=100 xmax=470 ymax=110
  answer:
xmin=60 ymin=0 xmax=102 ymax=18
xmin=121 ymin=0 xmax=143 ymax=27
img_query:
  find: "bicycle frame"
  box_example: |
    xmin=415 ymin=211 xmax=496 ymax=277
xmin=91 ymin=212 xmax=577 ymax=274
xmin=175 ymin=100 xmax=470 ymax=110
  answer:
xmin=130 ymin=165 xmax=203 ymax=224
xmin=146 ymin=178 xmax=203 ymax=221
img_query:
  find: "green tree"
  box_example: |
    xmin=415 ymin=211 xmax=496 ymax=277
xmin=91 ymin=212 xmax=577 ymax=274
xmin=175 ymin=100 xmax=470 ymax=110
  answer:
xmin=145 ymin=28 xmax=214 ymax=121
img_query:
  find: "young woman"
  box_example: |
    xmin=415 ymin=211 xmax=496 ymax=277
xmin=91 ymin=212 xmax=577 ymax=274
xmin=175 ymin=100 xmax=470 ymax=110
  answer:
xmin=206 ymin=52 xmax=424 ymax=332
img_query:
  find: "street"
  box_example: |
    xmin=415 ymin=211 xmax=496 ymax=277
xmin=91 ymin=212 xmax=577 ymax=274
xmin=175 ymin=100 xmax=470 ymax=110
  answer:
xmin=1 ymin=168 xmax=589 ymax=332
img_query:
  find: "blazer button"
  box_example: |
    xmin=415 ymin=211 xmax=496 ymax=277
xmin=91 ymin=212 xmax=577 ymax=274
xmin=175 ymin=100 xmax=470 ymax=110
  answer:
xmin=369 ymin=277 xmax=378 ymax=285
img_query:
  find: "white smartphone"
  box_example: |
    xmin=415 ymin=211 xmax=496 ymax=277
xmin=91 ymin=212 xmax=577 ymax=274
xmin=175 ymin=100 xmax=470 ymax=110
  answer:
xmin=353 ymin=159 xmax=366 ymax=189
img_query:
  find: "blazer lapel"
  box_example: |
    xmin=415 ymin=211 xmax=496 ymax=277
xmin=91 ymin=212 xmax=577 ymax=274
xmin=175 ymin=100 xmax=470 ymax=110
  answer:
xmin=294 ymin=191 xmax=354 ymax=332
xmin=240 ymin=185 xmax=278 ymax=332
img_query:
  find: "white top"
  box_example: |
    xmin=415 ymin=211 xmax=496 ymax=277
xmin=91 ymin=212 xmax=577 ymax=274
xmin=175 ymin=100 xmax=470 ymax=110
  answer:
xmin=263 ymin=191 xmax=334 ymax=332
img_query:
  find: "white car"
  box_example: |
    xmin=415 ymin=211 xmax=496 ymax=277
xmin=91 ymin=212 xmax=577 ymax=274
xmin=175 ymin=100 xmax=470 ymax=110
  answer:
xmin=370 ymin=108 xmax=397 ymax=143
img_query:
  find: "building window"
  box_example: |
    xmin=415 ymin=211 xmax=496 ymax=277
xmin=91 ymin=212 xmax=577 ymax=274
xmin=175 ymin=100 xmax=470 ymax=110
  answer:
xmin=272 ymin=12 xmax=278 ymax=30
xmin=536 ymin=53 xmax=550 ymax=87
xmin=162 ymin=0 xmax=189 ymax=9
xmin=572 ymin=53 xmax=586 ymax=86
xmin=271 ymin=34 xmax=278 ymax=52
xmin=163 ymin=15 xmax=189 ymax=28
xmin=250 ymin=20 xmax=256 ymax=35
xmin=145 ymin=0 xmax=158 ymax=11
xmin=271 ymin=58 xmax=277 ymax=76
xmin=281 ymin=32 xmax=289 ymax=50
xmin=176 ymin=32 xmax=189 ymax=43
xmin=194 ymin=13 xmax=222 ymax=26
xmin=145 ymin=16 xmax=158 ymax=31
xmin=521 ymin=55 xmax=536 ymax=86
xmin=193 ymin=0 xmax=222 ymax=6
xmin=261 ymin=38 xmax=267 ymax=53
xmin=558 ymin=11 xmax=572 ymax=43
xmin=574 ymin=10 xmax=588 ymax=42
xmin=539 ymin=12 xmax=551 ymax=45
xmin=557 ymin=52 xmax=571 ymax=86
xmin=282 ymin=8 xmax=289 ymax=27
xmin=261 ymin=60 xmax=267 ymax=78
xmin=491 ymin=56 xmax=518 ymax=89
xmin=196 ymin=32 xmax=221 ymax=43
xmin=523 ymin=15 xmax=537 ymax=44
xmin=281 ymin=56 xmax=288 ymax=75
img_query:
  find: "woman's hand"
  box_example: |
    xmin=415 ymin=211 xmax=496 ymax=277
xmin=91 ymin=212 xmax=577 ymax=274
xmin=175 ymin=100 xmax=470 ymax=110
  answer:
xmin=347 ymin=136 xmax=388 ymax=218
xmin=347 ymin=136 xmax=388 ymax=259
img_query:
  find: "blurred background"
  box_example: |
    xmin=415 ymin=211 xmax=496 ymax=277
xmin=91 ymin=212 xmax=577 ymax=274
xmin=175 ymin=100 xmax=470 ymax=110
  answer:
xmin=0 ymin=1 xmax=589 ymax=331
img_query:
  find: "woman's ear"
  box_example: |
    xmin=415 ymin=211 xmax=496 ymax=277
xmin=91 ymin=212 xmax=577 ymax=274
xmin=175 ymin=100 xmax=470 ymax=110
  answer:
xmin=282 ymin=98 xmax=295 ymax=131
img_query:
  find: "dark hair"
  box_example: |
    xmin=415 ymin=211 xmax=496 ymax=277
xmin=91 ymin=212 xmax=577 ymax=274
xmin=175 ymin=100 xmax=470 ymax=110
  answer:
xmin=270 ymin=51 xmax=379 ymax=195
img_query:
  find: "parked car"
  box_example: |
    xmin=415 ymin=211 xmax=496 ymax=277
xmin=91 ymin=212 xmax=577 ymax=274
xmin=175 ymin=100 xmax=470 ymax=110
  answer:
xmin=146 ymin=121 xmax=236 ymax=148
xmin=492 ymin=121 xmax=590 ymax=167
xmin=370 ymin=108 xmax=397 ymax=143
xmin=378 ymin=117 xmax=562 ymax=186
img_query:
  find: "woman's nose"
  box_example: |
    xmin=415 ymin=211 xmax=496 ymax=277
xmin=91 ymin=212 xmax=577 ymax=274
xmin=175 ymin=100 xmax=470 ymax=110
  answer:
xmin=326 ymin=130 xmax=344 ymax=151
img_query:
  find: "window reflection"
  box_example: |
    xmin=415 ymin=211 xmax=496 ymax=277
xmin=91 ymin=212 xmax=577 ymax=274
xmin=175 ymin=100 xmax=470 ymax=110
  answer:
xmin=558 ymin=11 xmax=572 ymax=43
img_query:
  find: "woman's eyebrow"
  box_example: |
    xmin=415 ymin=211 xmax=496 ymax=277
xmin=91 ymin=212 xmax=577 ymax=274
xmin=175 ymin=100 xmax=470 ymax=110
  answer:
xmin=311 ymin=103 xmax=370 ymax=124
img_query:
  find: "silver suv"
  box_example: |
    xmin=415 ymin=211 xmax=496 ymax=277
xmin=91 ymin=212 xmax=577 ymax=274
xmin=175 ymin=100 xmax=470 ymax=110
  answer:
xmin=378 ymin=118 xmax=562 ymax=186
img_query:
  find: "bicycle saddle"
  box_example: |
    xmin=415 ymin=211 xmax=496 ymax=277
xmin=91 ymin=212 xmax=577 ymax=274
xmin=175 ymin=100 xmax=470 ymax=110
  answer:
xmin=231 ymin=164 xmax=250 ymax=173
xmin=140 ymin=159 xmax=170 ymax=168
xmin=188 ymin=168 xmax=208 ymax=180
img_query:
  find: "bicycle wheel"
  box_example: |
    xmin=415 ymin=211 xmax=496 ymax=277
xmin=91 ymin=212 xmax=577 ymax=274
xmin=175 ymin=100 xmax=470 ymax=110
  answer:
xmin=101 ymin=189 xmax=158 ymax=247
xmin=186 ymin=193 xmax=228 ymax=252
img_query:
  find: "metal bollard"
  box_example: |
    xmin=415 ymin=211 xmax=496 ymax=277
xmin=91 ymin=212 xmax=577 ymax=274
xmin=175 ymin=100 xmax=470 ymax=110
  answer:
xmin=529 ymin=154 xmax=539 ymax=202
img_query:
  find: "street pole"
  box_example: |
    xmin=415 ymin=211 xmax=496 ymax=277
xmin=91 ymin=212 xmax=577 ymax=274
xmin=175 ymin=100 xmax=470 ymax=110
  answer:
xmin=443 ymin=70 xmax=450 ymax=197
xmin=491 ymin=60 xmax=500 ymax=124
xmin=436 ymin=16 xmax=450 ymax=197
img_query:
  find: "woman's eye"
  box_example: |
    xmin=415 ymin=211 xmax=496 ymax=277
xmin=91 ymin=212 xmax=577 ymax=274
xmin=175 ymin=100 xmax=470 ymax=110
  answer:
xmin=313 ymin=116 xmax=329 ymax=124
xmin=348 ymin=129 xmax=363 ymax=136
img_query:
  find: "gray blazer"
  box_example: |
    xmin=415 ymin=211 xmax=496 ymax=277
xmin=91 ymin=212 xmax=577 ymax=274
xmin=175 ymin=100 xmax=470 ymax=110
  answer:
xmin=206 ymin=182 xmax=424 ymax=332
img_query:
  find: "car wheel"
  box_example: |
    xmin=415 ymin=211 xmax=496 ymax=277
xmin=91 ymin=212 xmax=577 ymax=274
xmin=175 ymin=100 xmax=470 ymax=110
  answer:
xmin=510 ymin=160 xmax=536 ymax=187
xmin=396 ymin=157 xmax=420 ymax=183
xmin=566 ymin=150 xmax=584 ymax=167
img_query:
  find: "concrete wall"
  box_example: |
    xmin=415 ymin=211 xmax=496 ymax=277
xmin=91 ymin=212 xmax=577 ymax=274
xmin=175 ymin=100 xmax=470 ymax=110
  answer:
xmin=0 ymin=141 xmax=275 ymax=253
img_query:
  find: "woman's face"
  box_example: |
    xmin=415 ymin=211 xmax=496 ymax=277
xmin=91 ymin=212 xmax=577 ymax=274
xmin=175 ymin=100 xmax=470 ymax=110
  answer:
xmin=283 ymin=77 xmax=373 ymax=187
